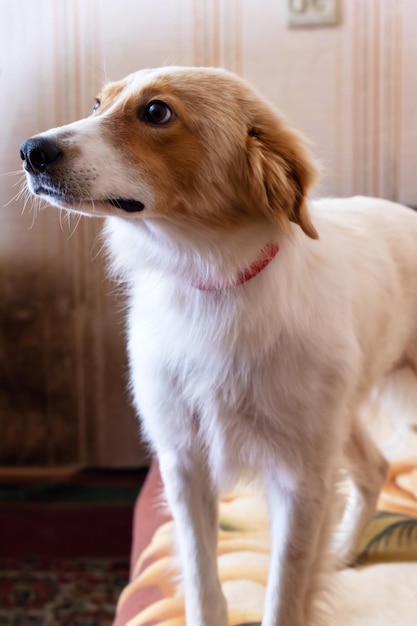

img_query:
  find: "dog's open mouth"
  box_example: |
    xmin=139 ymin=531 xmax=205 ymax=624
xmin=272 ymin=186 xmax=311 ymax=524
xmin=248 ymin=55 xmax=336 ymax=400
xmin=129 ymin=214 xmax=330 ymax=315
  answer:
xmin=108 ymin=199 xmax=145 ymax=212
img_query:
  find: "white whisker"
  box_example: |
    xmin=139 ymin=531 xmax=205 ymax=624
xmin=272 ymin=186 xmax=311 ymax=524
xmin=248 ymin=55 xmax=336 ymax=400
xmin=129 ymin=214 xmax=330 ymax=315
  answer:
xmin=0 ymin=169 xmax=24 ymax=178
xmin=66 ymin=207 xmax=83 ymax=239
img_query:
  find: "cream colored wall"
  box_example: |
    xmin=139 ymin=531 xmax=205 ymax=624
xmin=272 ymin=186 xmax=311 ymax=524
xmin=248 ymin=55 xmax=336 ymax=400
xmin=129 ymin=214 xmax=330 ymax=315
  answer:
xmin=0 ymin=0 xmax=416 ymax=468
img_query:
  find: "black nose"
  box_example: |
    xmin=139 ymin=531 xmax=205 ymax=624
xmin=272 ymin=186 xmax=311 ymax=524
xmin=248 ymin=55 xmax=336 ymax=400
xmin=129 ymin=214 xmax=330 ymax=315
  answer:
xmin=20 ymin=137 xmax=62 ymax=174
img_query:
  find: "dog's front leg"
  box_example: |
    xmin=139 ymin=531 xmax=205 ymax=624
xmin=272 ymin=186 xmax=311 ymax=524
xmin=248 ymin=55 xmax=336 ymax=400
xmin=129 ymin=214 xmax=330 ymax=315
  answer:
xmin=159 ymin=452 xmax=228 ymax=626
xmin=262 ymin=472 xmax=334 ymax=626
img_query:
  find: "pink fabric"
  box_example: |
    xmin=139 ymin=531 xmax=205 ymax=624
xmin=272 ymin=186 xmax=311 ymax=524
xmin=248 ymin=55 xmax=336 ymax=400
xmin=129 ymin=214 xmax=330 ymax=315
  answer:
xmin=113 ymin=460 xmax=170 ymax=626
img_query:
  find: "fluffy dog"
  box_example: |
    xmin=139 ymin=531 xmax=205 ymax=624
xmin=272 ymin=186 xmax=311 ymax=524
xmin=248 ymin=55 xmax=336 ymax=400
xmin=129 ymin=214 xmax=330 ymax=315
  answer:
xmin=20 ymin=66 xmax=417 ymax=626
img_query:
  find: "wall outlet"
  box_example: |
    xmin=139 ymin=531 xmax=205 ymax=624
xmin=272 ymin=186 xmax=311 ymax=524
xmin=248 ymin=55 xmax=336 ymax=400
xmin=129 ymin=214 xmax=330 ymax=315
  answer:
xmin=286 ymin=0 xmax=339 ymax=28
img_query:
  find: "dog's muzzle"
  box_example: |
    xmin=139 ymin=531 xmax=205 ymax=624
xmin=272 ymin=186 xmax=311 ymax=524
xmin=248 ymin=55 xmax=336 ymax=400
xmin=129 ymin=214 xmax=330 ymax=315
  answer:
xmin=20 ymin=136 xmax=145 ymax=213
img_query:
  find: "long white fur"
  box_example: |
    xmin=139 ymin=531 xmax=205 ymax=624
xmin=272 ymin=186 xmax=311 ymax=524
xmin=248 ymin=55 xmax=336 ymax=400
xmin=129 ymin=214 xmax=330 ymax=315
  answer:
xmin=106 ymin=197 xmax=416 ymax=625
xmin=21 ymin=67 xmax=417 ymax=626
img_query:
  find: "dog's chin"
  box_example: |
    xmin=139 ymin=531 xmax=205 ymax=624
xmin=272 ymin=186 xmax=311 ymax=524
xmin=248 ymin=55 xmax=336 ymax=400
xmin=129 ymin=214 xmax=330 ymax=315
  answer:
xmin=31 ymin=185 xmax=145 ymax=217
xmin=33 ymin=189 xmax=106 ymax=217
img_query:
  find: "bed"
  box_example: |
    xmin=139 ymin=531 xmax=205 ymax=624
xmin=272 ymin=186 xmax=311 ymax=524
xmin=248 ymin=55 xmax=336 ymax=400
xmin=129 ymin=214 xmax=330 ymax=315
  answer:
xmin=113 ymin=443 xmax=417 ymax=626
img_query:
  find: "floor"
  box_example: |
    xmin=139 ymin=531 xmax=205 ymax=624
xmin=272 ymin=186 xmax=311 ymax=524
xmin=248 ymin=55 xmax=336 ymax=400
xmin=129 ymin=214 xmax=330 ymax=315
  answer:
xmin=0 ymin=468 xmax=147 ymax=625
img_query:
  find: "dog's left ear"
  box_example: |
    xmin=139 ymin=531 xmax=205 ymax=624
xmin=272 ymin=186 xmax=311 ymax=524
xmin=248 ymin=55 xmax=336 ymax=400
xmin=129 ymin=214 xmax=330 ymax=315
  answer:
xmin=245 ymin=110 xmax=319 ymax=239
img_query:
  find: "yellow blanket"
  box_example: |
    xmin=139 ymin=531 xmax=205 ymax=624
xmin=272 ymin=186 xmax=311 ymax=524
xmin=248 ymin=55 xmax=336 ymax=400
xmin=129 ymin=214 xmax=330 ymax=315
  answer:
xmin=116 ymin=455 xmax=417 ymax=626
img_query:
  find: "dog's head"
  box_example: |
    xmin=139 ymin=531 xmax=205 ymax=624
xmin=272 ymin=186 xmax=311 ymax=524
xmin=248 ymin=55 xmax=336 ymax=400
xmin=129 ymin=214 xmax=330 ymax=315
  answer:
xmin=20 ymin=66 xmax=318 ymax=238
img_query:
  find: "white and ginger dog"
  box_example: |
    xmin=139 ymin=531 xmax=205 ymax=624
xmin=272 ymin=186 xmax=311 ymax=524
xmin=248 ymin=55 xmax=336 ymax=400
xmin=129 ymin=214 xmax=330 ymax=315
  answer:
xmin=20 ymin=67 xmax=417 ymax=626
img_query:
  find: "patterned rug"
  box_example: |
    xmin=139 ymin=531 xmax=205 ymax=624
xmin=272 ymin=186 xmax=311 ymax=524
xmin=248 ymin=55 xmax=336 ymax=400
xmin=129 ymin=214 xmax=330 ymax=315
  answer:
xmin=0 ymin=469 xmax=146 ymax=624
xmin=0 ymin=557 xmax=129 ymax=626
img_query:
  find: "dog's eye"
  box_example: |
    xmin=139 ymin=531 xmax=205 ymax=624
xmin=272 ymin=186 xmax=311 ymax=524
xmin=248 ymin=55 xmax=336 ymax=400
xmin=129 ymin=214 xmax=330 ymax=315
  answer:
xmin=143 ymin=100 xmax=172 ymax=125
xmin=92 ymin=99 xmax=101 ymax=113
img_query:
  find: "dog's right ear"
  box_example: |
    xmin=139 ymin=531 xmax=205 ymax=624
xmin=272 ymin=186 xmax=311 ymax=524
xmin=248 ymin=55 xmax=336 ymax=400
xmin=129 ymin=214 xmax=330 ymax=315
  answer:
xmin=244 ymin=109 xmax=319 ymax=239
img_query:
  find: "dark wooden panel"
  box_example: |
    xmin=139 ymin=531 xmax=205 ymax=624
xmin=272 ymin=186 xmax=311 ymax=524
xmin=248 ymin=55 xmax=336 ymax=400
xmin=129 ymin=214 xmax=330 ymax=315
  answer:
xmin=0 ymin=204 xmax=147 ymax=468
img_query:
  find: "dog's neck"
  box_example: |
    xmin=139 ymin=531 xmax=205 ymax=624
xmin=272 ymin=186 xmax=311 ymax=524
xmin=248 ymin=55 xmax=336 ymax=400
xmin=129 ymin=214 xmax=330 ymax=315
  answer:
xmin=191 ymin=241 xmax=279 ymax=291
xmin=105 ymin=216 xmax=281 ymax=290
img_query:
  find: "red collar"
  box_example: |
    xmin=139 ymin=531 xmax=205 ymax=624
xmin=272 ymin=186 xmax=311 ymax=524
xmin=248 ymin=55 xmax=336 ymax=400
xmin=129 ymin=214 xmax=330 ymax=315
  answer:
xmin=194 ymin=242 xmax=279 ymax=291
